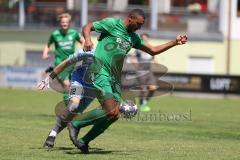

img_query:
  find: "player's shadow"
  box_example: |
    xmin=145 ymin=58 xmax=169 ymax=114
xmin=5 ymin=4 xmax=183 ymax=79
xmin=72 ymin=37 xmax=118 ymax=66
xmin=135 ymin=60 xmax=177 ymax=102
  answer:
xmin=35 ymin=113 xmax=55 ymax=118
xmin=53 ymin=147 xmax=76 ymax=151
xmin=32 ymin=146 xmax=76 ymax=151
xmin=65 ymin=147 xmax=113 ymax=155
xmin=65 ymin=147 xmax=137 ymax=155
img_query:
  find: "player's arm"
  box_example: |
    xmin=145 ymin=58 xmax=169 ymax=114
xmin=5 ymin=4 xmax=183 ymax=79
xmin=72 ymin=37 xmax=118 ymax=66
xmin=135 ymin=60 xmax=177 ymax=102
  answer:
xmin=37 ymin=50 xmax=91 ymax=90
xmin=42 ymin=43 xmax=51 ymax=59
xmin=82 ymin=22 xmax=95 ymax=51
xmin=82 ymin=18 xmax=115 ymax=51
xmin=51 ymin=51 xmax=91 ymax=77
xmin=78 ymin=36 xmax=85 ymax=46
xmin=76 ymin=32 xmax=85 ymax=46
xmin=42 ymin=33 xmax=54 ymax=59
xmin=139 ymin=35 xmax=187 ymax=56
xmin=37 ymin=59 xmax=72 ymax=90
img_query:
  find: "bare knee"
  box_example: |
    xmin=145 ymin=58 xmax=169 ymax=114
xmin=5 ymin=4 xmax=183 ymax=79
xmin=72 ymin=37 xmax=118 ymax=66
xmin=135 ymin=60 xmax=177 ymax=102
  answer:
xmin=68 ymin=97 xmax=80 ymax=112
xmin=107 ymin=108 xmax=120 ymax=120
xmin=102 ymin=99 xmax=120 ymax=120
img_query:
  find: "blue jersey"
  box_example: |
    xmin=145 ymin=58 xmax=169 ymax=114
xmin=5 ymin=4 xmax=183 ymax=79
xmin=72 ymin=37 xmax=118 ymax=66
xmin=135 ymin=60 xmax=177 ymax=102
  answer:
xmin=68 ymin=49 xmax=95 ymax=102
xmin=68 ymin=49 xmax=95 ymax=68
xmin=68 ymin=49 xmax=94 ymax=81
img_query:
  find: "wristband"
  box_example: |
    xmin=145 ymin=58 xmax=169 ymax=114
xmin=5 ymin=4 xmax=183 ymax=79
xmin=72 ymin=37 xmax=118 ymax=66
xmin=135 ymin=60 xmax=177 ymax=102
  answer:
xmin=49 ymin=71 xmax=57 ymax=79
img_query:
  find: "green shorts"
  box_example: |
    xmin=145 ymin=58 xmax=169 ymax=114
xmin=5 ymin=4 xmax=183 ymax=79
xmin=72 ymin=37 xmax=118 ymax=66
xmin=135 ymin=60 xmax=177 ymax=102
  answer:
xmin=92 ymin=74 xmax=122 ymax=104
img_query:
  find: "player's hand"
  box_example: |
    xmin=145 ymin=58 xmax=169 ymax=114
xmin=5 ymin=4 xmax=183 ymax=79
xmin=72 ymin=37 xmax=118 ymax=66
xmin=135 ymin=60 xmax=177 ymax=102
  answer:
xmin=42 ymin=54 xmax=51 ymax=60
xmin=37 ymin=76 xmax=50 ymax=90
xmin=175 ymin=35 xmax=187 ymax=45
xmin=83 ymin=39 xmax=94 ymax=51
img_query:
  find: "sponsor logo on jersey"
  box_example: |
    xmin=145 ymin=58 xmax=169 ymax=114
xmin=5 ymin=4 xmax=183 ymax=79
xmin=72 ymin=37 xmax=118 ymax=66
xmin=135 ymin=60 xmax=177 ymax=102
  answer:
xmin=116 ymin=38 xmax=132 ymax=50
xmin=58 ymin=41 xmax=73 ymax=50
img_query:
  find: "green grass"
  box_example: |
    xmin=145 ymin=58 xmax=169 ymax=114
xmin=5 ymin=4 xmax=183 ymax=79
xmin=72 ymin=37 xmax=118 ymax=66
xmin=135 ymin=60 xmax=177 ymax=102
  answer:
xmin=0 ymin=88 xmax=240 ymax=160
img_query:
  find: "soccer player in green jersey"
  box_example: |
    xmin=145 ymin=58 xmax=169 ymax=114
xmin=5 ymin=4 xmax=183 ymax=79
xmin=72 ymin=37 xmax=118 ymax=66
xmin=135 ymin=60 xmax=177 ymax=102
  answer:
xmin=66 ymin=9 xmax=187 ymax=154
xmin=42 ymin=13 xmax=83 ymax=99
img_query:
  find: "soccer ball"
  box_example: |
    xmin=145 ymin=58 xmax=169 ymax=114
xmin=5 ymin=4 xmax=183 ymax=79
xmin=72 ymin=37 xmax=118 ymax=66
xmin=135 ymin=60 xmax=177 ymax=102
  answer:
xmin=119 ymin=100 xmax=138 ymax=119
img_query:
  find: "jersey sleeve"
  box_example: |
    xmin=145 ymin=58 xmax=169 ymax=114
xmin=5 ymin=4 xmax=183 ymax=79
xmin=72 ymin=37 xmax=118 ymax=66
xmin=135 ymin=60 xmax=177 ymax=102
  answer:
xmin=48 ymin=33 xmax=54 ymax=45
xmin=75 ymin=31 xmax=81 ymax=41
xmin=132 ymin=33 xmax=145 ymax=49
xmin=92 ymin=17 xmax=116 ymax=33
xmin=68 ymin=49 xmax=95 ymax=64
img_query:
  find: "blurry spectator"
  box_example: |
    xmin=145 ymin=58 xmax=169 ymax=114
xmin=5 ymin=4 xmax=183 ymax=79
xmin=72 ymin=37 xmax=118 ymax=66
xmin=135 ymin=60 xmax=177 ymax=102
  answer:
xmin=132 ymin=33 xmax=158 ymax=112
xmin=188 ymin=0 xmax=208 ymax=14
xmin=42 ymin=13 xmax=83 ymax=102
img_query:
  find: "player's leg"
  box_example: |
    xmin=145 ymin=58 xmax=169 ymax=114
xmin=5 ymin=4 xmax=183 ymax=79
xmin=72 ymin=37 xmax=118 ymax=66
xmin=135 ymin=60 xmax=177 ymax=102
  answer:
xmin=146 ymin=85 xmax=157 ymax=102
xmin=43 ymin=70 xmax=85 ymax=148
xmin=71 ymin=98 xmax=120 ymax=154
xmin=80 ymin=99 xmax=120 ymax=141
xmin=67 ymin=96 xmax=95 ymax=146
xmin=70 ymin=76 xmax=120 ymax=130
xmin=140 ymin=72 xmax=157 ymax=112
xmin=71 ymin=79 xmax=121 ymax=153
xmin=139 ymin=89 xmax=145 ymax=106
xmin=136 ymin=70 xmax=149 ymax=111
xmin=68 ymin=88 xmax=110 ymax=146
xmin=57 ymin=66 xmax=74 ymax=102
xmin=62 ymin=79 xmax=71 ymax=101
xmin=43 ymin=96 xmax=80 ymax=148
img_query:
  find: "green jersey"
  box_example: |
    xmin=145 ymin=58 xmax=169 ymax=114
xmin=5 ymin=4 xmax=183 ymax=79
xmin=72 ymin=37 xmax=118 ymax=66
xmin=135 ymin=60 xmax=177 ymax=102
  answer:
xmin=48 ymin=29 xmax=80 ymax=65
xmin=91 ymin=17 xmax=144 ymax=82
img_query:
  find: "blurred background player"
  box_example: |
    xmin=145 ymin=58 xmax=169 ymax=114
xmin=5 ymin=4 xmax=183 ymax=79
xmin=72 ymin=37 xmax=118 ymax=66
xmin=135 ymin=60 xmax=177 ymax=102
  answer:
xmin=42 ymin=13 xmax=83 ymax=101
xmin=134 ymin=33 xmax=158 ymax=112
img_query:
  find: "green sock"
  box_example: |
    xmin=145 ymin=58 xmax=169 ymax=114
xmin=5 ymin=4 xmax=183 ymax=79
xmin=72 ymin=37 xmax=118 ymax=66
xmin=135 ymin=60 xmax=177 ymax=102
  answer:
xmin=63 ymin=92 xmax=69 ymax=105
xmin=72 ymin=108 xmax=106 ymax=129
xmin=80 ymin=115 xmax=116 ymax=144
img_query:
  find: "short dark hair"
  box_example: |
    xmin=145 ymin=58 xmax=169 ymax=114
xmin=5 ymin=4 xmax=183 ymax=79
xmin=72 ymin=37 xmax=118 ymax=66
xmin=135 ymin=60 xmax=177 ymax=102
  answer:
xmin=128 ymin=9 xmax=145 ymax=19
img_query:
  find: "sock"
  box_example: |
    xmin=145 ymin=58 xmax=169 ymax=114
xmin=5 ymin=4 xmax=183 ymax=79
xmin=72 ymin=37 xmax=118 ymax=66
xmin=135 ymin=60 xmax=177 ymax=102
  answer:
xmin=72 ymin=108 xmax=106 ymax=129
xmin=49 ymin=108 xmax=76 ymax=138
xmin=63 ymin=92 xmax=69 ymax=105
xmin=50 ymin=117 xmax=68 ymax=136
xmin=140 ymin=97 xmax=144 ymax=106
xmin=142 ymin=99 xmax=147 ymax=106
xmin=139 ymin=91 xmax=145 ymax=106
xmin=49 ymin=130 xmax=57 ymax=137
xmin=80 ymin=115 xmax=116 ymax=144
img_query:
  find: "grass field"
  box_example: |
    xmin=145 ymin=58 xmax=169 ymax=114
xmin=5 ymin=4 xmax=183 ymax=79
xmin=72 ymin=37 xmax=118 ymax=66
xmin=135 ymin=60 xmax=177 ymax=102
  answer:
xmin=0 ymin=88 xmax=240 ymax=160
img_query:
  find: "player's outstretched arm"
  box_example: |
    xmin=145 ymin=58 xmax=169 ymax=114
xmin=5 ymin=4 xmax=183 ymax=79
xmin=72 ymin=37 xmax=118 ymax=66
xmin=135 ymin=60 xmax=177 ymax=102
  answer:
xmin=37 ymin=50 xmax=92 ymax=90
xmin=37 ymin=59 xmax=71 ymax=90
xmin=139 ymin=35 xmax=187 ymax=56
xmin=51 ymin=49 xmax=94 ymax=77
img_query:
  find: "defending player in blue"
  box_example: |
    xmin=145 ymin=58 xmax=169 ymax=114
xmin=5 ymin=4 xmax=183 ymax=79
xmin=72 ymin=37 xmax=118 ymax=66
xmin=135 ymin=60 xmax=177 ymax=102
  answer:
xmin=38 ymin=48 xmax=95 ymax=148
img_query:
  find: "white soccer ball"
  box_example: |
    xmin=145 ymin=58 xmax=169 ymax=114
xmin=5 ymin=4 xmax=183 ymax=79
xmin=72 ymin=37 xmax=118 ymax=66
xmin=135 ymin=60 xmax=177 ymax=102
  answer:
xmin=119 ymin=100 xmax=138 ymax=119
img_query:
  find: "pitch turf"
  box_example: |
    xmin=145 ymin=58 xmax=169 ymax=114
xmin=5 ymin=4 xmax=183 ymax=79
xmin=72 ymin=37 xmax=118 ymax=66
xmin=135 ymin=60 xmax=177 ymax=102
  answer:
xmin=0 ymin=88 xmax=240 ymax=160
